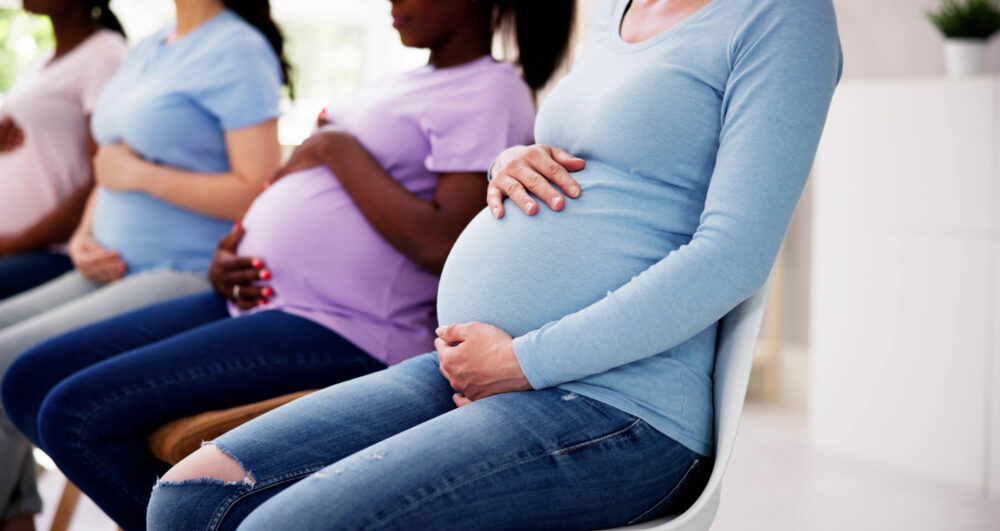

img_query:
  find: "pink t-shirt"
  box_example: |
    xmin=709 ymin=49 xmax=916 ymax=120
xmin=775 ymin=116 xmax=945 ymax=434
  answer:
xmin=0 ymin=30 xmax=127 ymax=235
xmin=233 ymin=56 xmax=536 ymax=365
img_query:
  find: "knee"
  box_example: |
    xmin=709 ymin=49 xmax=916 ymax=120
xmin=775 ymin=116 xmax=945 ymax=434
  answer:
xmin=1 ymin=344 xmax=58 ymax=442
xmin=147 ymin=445 xmax=252 ymax=530
xmin=161 ymin=445 xmax=251 ymax=485
xmin=34 ymin=382 xmax=88 ymax=457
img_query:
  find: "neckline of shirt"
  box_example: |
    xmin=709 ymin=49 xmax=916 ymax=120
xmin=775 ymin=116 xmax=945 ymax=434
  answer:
xmin=407 ymin=54 xmax=499 ymax=76
xmin=609 ymin=0 xmax=719 ymax=54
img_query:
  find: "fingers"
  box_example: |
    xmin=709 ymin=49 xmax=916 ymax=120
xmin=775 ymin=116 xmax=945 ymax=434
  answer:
xmin=494 ymin=173 xmax=537 ymax=215
xmin=434 ymin=322 xmax=470 ymax=343
xmin=232 ymin=285 xmax=273 ymax=309
xmin=489 ymin=144 xmax=586 ymax=218
xmin=220 ymin=267 xmax=270 ymax=287
xmin=80 ymin=254 xmax=127 ymax=283
xmin=516 ymin=162 xmax=566 ymax=212
xmin=549 ymin=147 xmax=587 ymax=174
xmin=453 ymin=393 xmax=472 ymax=407
xmin=546 ymin=147 xmax=584 ymax=198
xmin=218 ymin=221 xmax=246 ymax=252
xmin=486 ymin=184 xmax=505 ymax=219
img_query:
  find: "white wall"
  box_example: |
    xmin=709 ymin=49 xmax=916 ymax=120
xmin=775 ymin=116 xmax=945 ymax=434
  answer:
xmin=835 ymin=0 xmax=1000 ymax=79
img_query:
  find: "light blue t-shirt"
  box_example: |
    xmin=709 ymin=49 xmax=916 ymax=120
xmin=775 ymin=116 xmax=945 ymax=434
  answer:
xmin=437 ymin=0 xmax=842 ymax=456
xmin=90 ymin=9 xmax=282 ymax=273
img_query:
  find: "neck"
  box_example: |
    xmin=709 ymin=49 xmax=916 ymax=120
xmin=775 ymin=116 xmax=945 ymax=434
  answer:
xmin=174 ymin=0 xmax=225 ymax=37
xmin=49 ymin=10 xmax=98 ymax=60
xmin=427 ymin=18 xmax=492 ymax=69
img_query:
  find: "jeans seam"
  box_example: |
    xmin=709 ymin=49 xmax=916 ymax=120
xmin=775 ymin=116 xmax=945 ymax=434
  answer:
xmin=207 ymin=463 xmax=335 ymax=530
xmin=626 ymin=458 xmax=700 ymax=525
xmin=361 ymin=417 xmax=644 ymax=531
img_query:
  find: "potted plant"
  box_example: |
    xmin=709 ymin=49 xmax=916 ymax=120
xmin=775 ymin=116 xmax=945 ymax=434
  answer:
xmin=928 ymin=0 xmax=1000 ymax=77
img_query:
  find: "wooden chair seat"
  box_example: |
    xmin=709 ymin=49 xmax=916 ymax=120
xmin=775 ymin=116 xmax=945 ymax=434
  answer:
xmin=148 ymin=390 xmax=316 ymax=465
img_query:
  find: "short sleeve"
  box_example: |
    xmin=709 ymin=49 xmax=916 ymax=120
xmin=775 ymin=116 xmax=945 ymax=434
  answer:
xmin=79 ymin=34 xmax=128 ymax=114
xmin=198 ymin=32 xmax=283 ymax=131
xmin=421 ymin=69 xmax=535 ymax=174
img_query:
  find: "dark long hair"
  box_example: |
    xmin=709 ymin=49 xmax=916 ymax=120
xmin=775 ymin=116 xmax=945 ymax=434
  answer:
xmin=492 ymin=0 xmax=575 ymax=90
xmin=221 ymin=0 xmax=293 ymax=95
xmin=86 ymin=0 xmax=126 ymax=38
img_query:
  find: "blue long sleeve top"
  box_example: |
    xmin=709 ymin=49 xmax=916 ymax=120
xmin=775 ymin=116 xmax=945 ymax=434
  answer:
xmin=436 ymin=0 xmax=842 ymax=456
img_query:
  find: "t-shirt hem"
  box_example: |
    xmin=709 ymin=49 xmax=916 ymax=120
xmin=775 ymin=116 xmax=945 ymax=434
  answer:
xmin=222 ymin=111 xmax=281 ymax=132
xmin=557 ymin=381 xmax=714 ymax=457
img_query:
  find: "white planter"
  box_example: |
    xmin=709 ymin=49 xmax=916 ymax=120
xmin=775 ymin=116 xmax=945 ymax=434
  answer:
xmin=943 ymin=38 xmax=989 ymax=77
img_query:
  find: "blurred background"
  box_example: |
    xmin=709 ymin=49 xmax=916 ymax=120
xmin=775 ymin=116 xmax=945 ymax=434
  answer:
xmin=1 ymin=0 xmax=999 ymax=529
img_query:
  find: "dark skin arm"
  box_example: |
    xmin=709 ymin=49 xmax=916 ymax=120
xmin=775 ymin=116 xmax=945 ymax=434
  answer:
xmin=0 ymin=182 xmax=92 ymax=255
xmin=274 ymin=128 xmax=487 ymax=275
xmin=0 ymin=118 xmax=96 ymax=256
xmin=210 ymin=127 xmax=487 ymax=307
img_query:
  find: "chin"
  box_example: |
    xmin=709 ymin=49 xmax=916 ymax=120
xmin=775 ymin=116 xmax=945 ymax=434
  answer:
xmin=394 ymin=31 xmax=428 ymax=49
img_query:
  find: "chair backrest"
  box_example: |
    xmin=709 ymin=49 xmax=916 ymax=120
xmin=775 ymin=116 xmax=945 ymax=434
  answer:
xmin=608 ymin=281 xmax=772 ymax=531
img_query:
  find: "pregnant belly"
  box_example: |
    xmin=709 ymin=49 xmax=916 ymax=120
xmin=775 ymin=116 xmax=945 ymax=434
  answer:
xmin=236 ymin=167 xmax=421 ymax=316
xmin=437 ymin=169 xmax=695 ymax=335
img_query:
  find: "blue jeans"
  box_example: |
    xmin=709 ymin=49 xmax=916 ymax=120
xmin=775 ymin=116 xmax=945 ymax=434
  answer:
xmin=147 ymin=353 xmax=711 ymax=531
xmin=1 ymin=291 xmax=386 ymax=531
xmin=0 ymin=252 xmax=73 ymax=301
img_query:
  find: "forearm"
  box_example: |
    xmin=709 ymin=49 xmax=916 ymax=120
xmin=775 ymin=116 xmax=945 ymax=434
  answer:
xmin=72 ymin=188 xmax=99 ymax=239
xmin=137 ymin=163 xmax=260 ymax=220
xmin=3 ymin=182 xmax=92 ymax=254
xmin=315 ymin=137 xmax=475 ymax=274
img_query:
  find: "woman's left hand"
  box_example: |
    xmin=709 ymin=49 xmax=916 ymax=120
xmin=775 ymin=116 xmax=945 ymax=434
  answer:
xmin=435 ymin=322 xmax=532 ymax=407
xmin=93 ymin=143 xmax=147 ymax=191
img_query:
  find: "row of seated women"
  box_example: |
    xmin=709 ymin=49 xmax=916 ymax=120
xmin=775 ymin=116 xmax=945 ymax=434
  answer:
xmin=0 ymin=0 xmax=843 ymax=529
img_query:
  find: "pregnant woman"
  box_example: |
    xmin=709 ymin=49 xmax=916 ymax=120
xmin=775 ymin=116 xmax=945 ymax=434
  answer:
xmin=1 ymin=0 xmax=572 ymax=529
xmin=0 ymin=0 xmax=127 ymax=302
xmin=146 ymin=0 xmax=842 ymax=528
xmin=0 ymin=0 xmax=287 ymax=526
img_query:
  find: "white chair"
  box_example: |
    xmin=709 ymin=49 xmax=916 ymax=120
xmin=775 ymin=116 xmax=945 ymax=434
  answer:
xmin=605 ymin=281 xmax=772 ymax=531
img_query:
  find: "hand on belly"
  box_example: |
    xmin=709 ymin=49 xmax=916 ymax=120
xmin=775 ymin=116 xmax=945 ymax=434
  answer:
xmin=435 ymin=322 xmax=532 ymax=407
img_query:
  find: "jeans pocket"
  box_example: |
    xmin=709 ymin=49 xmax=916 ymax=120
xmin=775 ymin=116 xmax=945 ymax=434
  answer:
xmin=626 ymin=458 xmax=704 ymax=525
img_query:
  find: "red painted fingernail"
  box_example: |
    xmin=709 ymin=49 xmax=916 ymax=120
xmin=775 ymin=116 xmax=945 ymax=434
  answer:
xmin=251 ymin=258 xmax=263 ymax=269
xmin=234 ymin=220 xmax=242 ymax=230
xmin=259 ymin=299 xmax=268 ymax=306
xmin=262 ymin=287 xmax=273 ymax=297
xmin=262 ymin=182 xmax=271 ymax=191
xmin=260 ymin=269 xmax=271 ymax=280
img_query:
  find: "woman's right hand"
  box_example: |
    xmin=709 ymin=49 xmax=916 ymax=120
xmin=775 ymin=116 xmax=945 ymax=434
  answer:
xmin=208 ymin=222 xmax=273 ymax=310
xmin=68 ymin=231 xmax=126 ymax=284
xmin=487 ymin=144 xmax=586 ymax=219
xmin=0 ymin=117 xmax=25 ymax=153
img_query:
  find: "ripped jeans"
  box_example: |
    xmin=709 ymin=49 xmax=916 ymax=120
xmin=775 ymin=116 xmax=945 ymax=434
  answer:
xmin=2 ymin=292 xmax=386 ymax=531
xmin=147 ymin=353 xmax=711 ymax=530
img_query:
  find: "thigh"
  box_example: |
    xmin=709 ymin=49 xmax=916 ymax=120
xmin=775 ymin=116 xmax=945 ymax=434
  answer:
xmin=240 ymin=391 xmax=707 ymax=531
xmin=0 ymin=269 xmax=210 ymax=368
xmin=38 ymin=311 xmax=390 ymax=442
xmin=1 ymin=291 xmax=228 ymax=444
xmin=200 ymin=354 xmax=454 ymax=493
xmin=0 ymin=253 xmax=74 ymax=301
xmin=0 ymin=271 xmax=97 ymax=334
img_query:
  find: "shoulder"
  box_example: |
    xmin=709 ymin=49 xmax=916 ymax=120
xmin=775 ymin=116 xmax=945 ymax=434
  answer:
xmin=82 ymin=30 xmax=129 ymax=62
xmin=452 ymin=59 xmax=534 ymax=114
xmin=732 ymin=0 xmax=839 ymax=41
xmin=728 ymin=0 xmax=840 ymax=64
xmin=209 ymin=10 xmax=278 ymax=62
xmin=588 ymin=0 xmax=622 ymax=34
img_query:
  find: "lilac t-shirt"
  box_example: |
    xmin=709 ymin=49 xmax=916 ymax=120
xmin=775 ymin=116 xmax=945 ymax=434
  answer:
xmin=232 ymin=56 xmax=535 ymax=365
